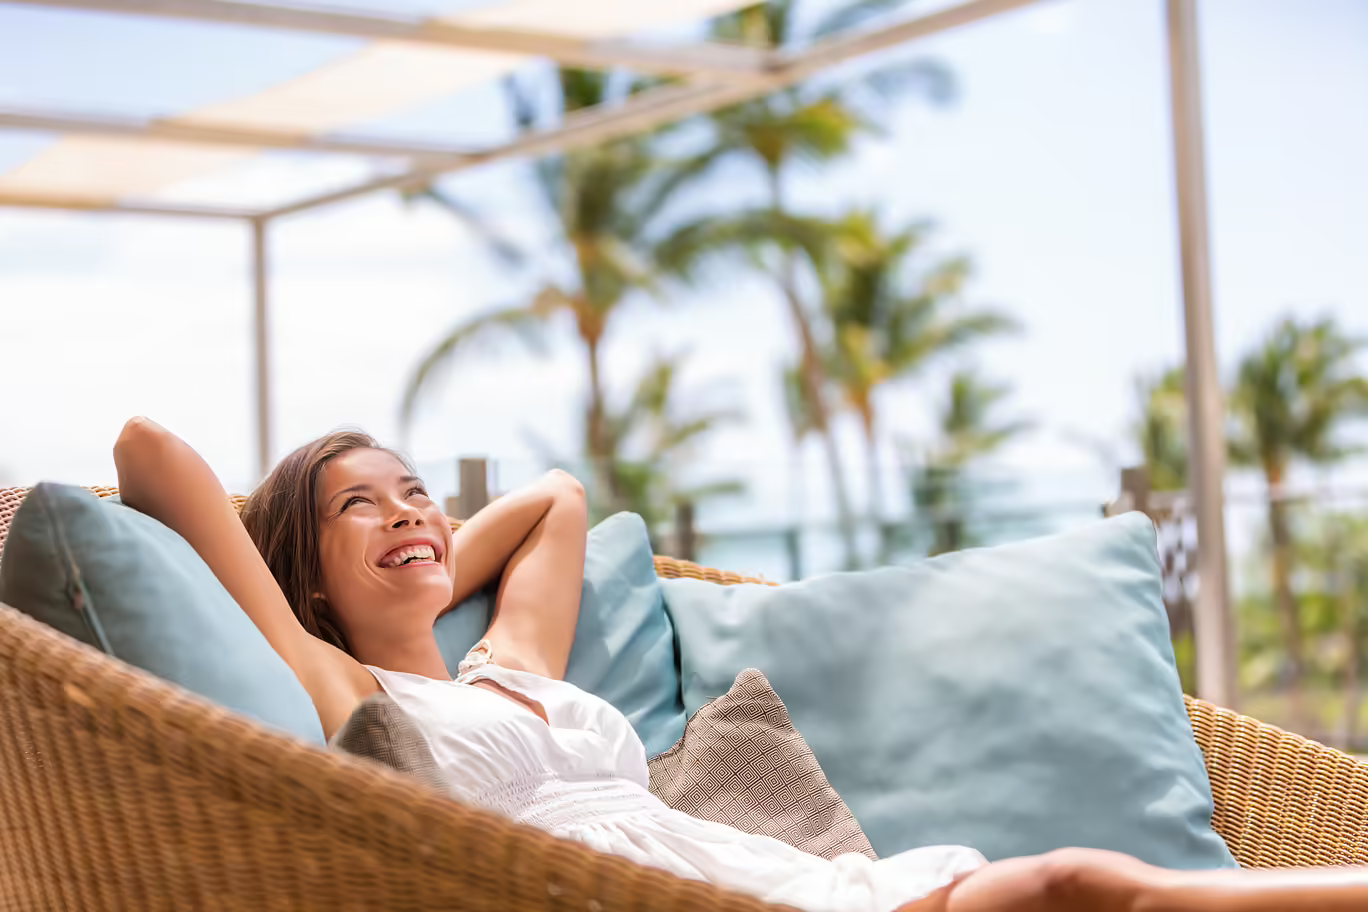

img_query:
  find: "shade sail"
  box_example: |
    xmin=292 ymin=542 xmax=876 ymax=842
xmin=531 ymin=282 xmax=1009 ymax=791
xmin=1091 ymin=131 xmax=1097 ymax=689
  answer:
xmin=0 ymin=0 xmax=754 ymax=210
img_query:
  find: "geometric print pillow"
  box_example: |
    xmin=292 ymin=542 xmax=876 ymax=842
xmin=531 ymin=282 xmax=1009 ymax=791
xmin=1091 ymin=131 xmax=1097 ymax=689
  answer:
xmin=648 ymin=668 xmax=877 ymax=860
xmin=329 ymin=692 xmax=449 ymax=794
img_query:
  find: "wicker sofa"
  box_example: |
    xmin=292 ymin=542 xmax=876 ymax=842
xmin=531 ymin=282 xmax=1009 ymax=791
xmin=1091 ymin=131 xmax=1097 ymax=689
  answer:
xmin=1 ymin=486 xmax=1366 ymax=911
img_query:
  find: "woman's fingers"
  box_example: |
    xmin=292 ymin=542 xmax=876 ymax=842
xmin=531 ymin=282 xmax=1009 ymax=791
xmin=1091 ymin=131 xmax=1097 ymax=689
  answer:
xmin=901 ymin=849 xmax=1157 ymax=912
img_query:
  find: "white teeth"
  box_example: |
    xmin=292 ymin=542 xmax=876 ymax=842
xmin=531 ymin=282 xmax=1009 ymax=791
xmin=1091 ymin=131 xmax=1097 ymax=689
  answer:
xmin=381 ymin=544 xmax=437 ymax=568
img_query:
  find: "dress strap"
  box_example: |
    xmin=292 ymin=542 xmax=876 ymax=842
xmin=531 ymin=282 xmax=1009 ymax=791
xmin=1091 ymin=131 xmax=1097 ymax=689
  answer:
xmin=458 ymin=638 xmax=495 ymax=677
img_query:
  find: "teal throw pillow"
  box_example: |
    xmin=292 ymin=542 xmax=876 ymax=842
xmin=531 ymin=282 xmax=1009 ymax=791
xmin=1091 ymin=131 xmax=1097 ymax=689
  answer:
xmin=0 ymin=483 xmax=325 ymax=744
xmin=434 ymin=511 xmax=684 ymax=756
xmin=662 ymin=513 xmax=1236 ymax=869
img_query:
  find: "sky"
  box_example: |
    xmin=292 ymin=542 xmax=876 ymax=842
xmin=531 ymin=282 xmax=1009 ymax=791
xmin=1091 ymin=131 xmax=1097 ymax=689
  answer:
xmin=1 ymin=0 xmax=1366 ymax=577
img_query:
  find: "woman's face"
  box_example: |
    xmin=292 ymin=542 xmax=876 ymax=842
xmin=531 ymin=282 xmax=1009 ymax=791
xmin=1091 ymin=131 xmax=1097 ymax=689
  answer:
xmin=314 ymin=448 xmax=455 ymax=644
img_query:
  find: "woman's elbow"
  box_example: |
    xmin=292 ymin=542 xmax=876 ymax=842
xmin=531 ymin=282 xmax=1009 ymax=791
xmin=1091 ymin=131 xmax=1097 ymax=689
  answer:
xmin=114 ymin=416 xmax=161 ymax=458
xmin=542 ymin=469 xmax=587 ymax=508
xmin=112 ymin=417 xmax=177 ymax=488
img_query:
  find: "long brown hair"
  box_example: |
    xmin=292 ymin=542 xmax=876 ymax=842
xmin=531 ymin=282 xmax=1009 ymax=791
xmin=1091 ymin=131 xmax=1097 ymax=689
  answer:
xmin=241 ymin=430 xmax=410 ymax=653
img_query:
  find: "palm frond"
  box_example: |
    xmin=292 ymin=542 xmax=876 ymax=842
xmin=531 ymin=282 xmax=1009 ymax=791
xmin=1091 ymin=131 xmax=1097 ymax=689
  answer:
xmin=404 ymin=186 xmax=527 ymax=268
xmin=674 ymin=478 xmax=747 ymax=504
xmin=655 ymin=207 xmax=833 ymax=286
xmin=852 ymin=58 xmax=957 ymax=107
xmin=932 ymin=368 xmax=1029 ymax=466
xmin=503 ymin=72 xmax=571 ymax=216
xmin=559 ymin=67 xmax=612 ymax=114
xmin=658 ymin=411 xmax=743 ymax=454
xmin=1131 ymin=365 xmax=1190 ymax=491
xmin=811 ymin=0 xmax=911 ymax=38
xmin=709 ymin=2 xmax=791 ymax=48
xmin=400 ymin=303 xmax=550 ymax=429
xmin=632 ymin=144 xmax=732 ymax=232
xmin=781 ymin=361 xmax=822 ymax=443
xmin=1228 ymin=314 xmax=1368 ymax=474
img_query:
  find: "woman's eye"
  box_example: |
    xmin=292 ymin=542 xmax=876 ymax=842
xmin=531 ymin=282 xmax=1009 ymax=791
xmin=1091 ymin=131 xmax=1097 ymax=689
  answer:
xmin=407 ymin=486 xmax=429 ymax=500
xmin=340 ymin=495 xmax=367 ymax=512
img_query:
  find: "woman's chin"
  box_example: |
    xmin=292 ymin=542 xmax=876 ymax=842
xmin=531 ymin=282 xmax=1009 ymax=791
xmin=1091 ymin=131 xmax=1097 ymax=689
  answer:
xmin=384 ymin=569 xmax=455 ymax=607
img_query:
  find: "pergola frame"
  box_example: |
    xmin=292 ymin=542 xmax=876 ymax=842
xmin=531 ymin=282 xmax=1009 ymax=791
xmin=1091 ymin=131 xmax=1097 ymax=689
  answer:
xmin=0 ymin=0 xmax=1236 ymax=707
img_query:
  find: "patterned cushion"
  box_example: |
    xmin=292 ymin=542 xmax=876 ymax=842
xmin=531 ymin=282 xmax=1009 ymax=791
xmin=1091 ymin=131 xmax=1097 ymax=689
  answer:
xmin=648 ymin=668 xmax=876 ymax=861
xmin=329 ymin=692 xmax=448 ymax=794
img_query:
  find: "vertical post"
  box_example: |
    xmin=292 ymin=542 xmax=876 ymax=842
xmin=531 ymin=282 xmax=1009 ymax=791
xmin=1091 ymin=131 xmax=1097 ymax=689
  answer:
xmin=674 ymin=501 xmax=697 ymax=562
xmin=1120 ymin=466 xmax=1153 ymax=520
xmin=1167 ymin=0 xmax=1235 ymax=707
xmin=251 ymin=218 xmax=272 ymax=483
xmin=456 ymin=458 xmax=490 ymax=520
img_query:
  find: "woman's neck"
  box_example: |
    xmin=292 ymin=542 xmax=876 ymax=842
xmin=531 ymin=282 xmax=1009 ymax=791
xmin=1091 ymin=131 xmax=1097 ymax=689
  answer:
xmin=351 ymin=628 xmax=452 ymax=679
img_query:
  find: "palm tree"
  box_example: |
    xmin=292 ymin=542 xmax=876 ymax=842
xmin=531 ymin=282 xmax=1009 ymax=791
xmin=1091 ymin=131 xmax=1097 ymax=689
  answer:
xmin=1298 ymin=513 xmax=1368 ymax=750
xmin=694 ymin=0 xmax=953 ymax=567
xmin=1131 ymin=366 xmax=1189 ymax=492
xmin=598 ymin=352 xmax=745 ymax=548
xmin=1329 ymin=518 xmax=1368 ymax=751
xmin=907 ymin=369 xmax=1028 ymax=556
xmin=401 ymin=69 xmax=719 ymax=513
xmin=1128 ymin=364 xmax=1197 ymax=688
xmin=1228 ymin=315 xmax=1368 ymax=734
xmin=815 ymin=209 xmax=1015 ymax=557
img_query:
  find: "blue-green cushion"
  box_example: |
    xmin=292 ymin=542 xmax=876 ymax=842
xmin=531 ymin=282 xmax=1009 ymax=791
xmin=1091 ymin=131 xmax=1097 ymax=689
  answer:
xmin=435 ymin=511 xmax=684 ymax=756
xmin=662 ymin=513 xmax=1236 ymax=869
xmin=0 ymin=483 xmax=325 ymax=744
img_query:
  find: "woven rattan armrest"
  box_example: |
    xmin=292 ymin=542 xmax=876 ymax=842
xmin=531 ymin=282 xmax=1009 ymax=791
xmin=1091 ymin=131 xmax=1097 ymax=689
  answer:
xmin=0 ymin=602 xmax=780 ymax=912
xmin=3 ymin=483 xmax=1367 ymax=890
xmin=1185 ymin=695 xmax=1368 ymax=866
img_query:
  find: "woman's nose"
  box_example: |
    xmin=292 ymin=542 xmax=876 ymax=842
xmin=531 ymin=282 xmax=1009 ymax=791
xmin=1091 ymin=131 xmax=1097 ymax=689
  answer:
xmin=389 ymin=501 xmax=424 ymax=529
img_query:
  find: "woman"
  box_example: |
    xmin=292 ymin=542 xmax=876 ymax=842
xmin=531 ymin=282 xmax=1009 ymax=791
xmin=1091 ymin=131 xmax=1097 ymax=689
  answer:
xmin=114 ymin=417 xmax=1366 ymax=912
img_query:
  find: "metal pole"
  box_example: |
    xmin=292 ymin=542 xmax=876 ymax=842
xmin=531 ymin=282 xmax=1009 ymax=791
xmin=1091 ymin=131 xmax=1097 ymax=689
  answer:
xmin=251 ymin=218 xmax=272 ymax=483
xmin=1166 ymin=0 xmax=1235 ymax=707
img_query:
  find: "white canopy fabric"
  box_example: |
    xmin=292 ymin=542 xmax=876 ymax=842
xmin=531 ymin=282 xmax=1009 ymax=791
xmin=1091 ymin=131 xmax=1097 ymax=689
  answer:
xmin=0 ymin=0 xmax=751 ymax=209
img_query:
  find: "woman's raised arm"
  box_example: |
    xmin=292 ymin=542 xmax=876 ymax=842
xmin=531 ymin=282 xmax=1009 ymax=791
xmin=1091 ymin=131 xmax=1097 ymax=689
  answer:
xmin=113 ymin=417 xmax=370 ymax=730
xmin=445 ymin=469 xmax=588 ymax=680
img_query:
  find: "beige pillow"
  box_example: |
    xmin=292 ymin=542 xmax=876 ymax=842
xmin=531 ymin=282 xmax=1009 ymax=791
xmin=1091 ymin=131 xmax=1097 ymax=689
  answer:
xmin=648 ymin=669 xmax=876 ymax=860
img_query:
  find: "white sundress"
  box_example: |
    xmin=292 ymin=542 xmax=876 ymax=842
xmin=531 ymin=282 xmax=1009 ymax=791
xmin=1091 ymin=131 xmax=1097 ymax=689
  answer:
xmin=363 ymin=644 xmax=986 ymax=912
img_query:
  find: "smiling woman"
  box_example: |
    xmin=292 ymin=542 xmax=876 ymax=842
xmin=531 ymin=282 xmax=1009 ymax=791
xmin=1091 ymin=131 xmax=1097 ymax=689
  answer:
xmin=112 ymin=417 xmax=587 ymax=735
xmin=100 ymin=416 xmax=1368 ymax=912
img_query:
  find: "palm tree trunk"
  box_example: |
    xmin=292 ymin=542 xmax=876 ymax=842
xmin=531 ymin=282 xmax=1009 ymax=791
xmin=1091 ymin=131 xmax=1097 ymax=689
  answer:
xmin=924 ymin=464 xmax=960 ymax=557
xmin=940 ymin=466 xmax=965 ymax=555
xmin=767 ymin=167 xmax=859 ymax=570
xmin=1266 ymin=470 xmax=1308 ymax=735
xmin=859 ymin=402 xmax=889 ymax=563
xmin=584 ymin=332 xmax=619 ymax=514
xmin=1339 ymin=559 xmax=1363 ymax=752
